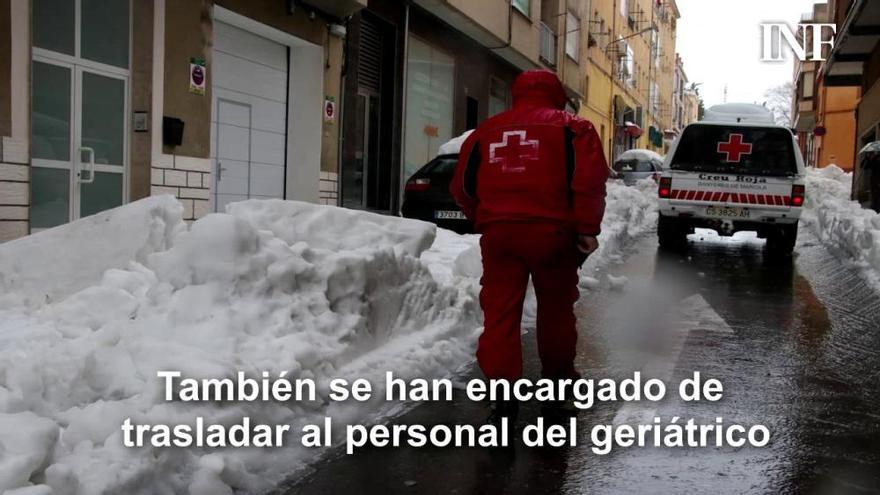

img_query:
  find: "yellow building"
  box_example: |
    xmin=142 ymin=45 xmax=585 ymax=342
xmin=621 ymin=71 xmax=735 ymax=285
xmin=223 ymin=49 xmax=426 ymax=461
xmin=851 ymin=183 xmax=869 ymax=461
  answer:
xmin=579 ymin=0 xmax=680 ymax=162
xmin=792 ymin=2 xmax=860 ymax=170
xmin=683 ymin=89 xmax=701 ymax=125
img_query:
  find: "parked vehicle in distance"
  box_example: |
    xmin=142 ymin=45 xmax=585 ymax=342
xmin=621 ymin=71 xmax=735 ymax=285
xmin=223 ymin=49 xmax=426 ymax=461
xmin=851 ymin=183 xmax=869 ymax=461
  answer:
xmin=612 ymin=148 xmax=664 ymax=185
xmin=400 ymin=153 xmax=474 ymax=234
xmin=657 ymin=103 xmax=806 ymax=255
xmin=853 ymin=141 xmax=880 ymax=212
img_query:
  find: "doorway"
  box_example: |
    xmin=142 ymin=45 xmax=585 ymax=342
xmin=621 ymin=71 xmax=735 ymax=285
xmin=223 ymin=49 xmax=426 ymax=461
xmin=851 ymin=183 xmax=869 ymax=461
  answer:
xmin=30 ymin=0 xmax=130 ymax=230
xmin=341 ymin=12 xmax=396 ymax=213
xmin=211 ymin=20 xmax=289 ymax=212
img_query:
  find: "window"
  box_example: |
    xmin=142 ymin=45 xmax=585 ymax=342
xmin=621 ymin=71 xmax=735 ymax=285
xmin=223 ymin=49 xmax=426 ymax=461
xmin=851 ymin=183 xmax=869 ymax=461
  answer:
xmin=671 ymin=126 xmax=798 ymax=176
xmin=512 ymin=0 xmax=530 ymax=16
xmin=803 ymin=73 xmax=815 ymax=98
xmin=565 ymin=11 xmax=580 ymax=61
xmin=619 ymin=42 xmax=634 ymax=86
xmin=404 ymin=37 xmax=455 ymax=181
xmin=653 ymin=30 xmax=661 ymax=68
xmin=540 ymin=22 xmax=557 ymax=65
xmin=489 ymin=77 xmax=510 ymax=116
xmin=651 ymin=81 xmax=660 ymax=114
xmin=613 ymin=159 xmax=656 ymax=173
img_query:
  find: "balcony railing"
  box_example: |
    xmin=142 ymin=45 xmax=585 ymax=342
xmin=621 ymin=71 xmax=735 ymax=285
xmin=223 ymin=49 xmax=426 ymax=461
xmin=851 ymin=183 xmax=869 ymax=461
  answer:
xmin=539 ymin=22 xmax=557 ymax=66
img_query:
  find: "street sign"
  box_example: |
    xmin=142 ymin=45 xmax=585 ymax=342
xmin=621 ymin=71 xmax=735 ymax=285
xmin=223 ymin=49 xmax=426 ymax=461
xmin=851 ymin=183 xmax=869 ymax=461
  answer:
xmin=324 ymin=97 xmax=336 ymax=122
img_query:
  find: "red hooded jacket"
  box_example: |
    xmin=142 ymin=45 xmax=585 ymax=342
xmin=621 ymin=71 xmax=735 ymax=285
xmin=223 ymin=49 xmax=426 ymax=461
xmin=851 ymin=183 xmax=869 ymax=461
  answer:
xmin=450 ymin=70 xmax=609 ymax=235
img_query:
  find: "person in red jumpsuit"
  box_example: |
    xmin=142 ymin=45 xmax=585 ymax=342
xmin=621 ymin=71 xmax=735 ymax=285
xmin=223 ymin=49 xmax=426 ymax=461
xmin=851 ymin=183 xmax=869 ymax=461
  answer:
xmin=450 ymin=70 xmax=609 ymax=421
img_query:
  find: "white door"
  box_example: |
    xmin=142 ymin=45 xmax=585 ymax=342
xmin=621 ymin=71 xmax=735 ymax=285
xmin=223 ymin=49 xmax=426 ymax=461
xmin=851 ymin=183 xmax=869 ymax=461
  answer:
xmin=211 ymin=21 xmax=289 ymax=212
xmin=30 ymin=0 xmax=130 ymax=230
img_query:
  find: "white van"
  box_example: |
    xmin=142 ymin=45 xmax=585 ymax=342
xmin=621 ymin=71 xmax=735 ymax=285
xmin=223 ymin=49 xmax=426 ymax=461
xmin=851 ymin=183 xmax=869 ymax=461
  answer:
xmin=657 ymin=104 xmax=806 ymax=254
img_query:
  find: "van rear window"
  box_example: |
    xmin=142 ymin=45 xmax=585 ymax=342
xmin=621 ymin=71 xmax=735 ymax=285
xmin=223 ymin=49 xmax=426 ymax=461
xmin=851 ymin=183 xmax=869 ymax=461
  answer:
xmin=670 ymin=125 xmax=798 ymax=176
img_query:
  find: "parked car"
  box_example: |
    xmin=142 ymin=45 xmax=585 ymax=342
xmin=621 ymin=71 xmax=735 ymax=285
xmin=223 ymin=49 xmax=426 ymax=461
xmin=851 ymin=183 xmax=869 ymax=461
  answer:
xmin=612 ymin=149 xmax=664 ymax=185
xmin=853 ymin=141 xmax=880 ymax=212
xmin=400 ymin=153 xmax=474 ymax=234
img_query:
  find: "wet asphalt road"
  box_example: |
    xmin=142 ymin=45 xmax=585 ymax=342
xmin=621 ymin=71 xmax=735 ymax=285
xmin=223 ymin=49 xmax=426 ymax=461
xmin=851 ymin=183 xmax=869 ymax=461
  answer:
xmin=279 ymin=230 xmax=880 ymax=495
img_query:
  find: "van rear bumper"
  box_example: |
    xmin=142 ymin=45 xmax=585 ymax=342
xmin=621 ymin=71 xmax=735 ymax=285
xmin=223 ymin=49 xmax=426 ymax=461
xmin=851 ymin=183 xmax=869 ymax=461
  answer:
xmin=658 ymin=201 xmax=801 ymax=236
xmin=659 ymin=200 xmax=801 ymax=223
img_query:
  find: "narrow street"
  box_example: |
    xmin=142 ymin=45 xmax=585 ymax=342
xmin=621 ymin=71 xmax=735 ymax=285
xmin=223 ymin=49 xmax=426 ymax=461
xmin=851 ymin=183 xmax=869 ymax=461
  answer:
xmin=282 ymin=230 xmax=880 ymax=495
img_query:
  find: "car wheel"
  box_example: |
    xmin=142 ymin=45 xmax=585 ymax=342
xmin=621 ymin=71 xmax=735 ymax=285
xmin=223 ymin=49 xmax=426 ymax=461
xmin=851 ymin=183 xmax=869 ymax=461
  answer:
xmin=658 ymin=215 xmax=688 ymax=250
xmin=765 ymin=222 xmax=798 ymax=256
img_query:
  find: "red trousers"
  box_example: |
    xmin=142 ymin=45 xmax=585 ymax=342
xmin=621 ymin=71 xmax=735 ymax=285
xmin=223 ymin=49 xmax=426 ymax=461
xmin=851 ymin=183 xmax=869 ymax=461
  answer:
xmin=477 ymin=222 xmax=582 ymax=381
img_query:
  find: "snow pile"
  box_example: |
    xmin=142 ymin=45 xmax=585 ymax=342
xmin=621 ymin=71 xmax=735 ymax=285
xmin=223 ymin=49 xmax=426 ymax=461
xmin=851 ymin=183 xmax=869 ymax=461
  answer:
xmin=0 ymin=195 xmax=184 ymax=309
xmin=581 ymin=178 xmax=659 ymax=275
xmin=0 ymin=199 xmax=480 ymax=494
xmin=801 ymin=165 xmax=880 ymax=288
xmin=445 ymin=177 xmax=660 ymax=323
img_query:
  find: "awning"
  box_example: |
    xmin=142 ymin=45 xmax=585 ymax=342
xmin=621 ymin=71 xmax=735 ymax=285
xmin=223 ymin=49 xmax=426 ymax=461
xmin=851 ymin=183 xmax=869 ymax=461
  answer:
xmin=623 ymin=121 xmax=643 ymax=137
xmin=823 ymin=0 xmax=880 ymax=86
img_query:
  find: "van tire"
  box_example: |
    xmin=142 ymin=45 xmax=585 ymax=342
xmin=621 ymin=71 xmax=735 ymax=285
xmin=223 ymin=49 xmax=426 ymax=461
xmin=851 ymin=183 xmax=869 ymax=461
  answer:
xmin=765 ymin=223 xmax=798 ymax=255
xmin=658 ymin=215 xmax=688 ymax=250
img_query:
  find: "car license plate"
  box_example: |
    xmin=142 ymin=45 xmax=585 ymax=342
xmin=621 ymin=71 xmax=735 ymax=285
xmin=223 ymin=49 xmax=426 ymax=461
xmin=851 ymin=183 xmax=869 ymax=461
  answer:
xmin=705 ymin=206 xmax=750 ymax=219
xmin=435 ymin=210 xmax=466 ymax=220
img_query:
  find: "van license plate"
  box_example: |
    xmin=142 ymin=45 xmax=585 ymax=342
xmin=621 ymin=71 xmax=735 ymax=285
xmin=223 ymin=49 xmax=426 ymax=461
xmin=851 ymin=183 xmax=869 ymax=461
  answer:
xmin=706 ymin=206 xmax=750 ymax=219
xmin=435 ymin=210 xmax=466 ymax=220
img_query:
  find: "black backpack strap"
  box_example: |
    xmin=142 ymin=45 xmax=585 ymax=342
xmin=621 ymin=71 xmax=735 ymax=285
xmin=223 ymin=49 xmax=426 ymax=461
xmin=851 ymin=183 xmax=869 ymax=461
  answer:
xmin=463 ymin=140 xmax=481 ymax=200
xmin=564 ymin=127 xmax=576 ymax=202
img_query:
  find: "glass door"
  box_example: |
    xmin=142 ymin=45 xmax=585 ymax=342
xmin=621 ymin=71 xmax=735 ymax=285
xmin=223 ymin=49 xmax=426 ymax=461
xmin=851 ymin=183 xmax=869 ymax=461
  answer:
xmin=30 ymin=0 xmax=130 ymax=230
xmin=78 ymin=68 xmax=126 ymax=218
xmin=31 ymin=60 xmax=74 ymax=229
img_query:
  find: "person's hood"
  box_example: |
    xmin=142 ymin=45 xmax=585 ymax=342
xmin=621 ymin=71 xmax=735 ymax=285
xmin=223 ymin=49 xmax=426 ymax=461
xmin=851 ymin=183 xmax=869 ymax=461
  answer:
xmin=511 ymin=70 xmax=568 ymax=110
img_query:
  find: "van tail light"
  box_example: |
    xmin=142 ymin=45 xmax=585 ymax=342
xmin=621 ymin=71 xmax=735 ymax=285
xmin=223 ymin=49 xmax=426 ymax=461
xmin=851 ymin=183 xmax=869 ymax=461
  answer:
xmin=658 ymin=177 xmax=672 ymax=198
xmin=405 ymin=178 xmax=430 ymax=193
xmin=791 ymin=184 xmax=805 ymax=207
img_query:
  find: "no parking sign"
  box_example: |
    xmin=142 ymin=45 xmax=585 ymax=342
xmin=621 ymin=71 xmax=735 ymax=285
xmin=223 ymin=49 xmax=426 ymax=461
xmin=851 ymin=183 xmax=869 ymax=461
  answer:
xmin=324 ymin=97 xmax=336 ymax=122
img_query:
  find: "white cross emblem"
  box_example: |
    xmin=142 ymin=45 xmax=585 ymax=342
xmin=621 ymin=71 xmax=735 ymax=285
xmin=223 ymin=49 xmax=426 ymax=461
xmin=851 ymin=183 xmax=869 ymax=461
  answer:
xmin=489 ymin=130 xmax=540 ymax=173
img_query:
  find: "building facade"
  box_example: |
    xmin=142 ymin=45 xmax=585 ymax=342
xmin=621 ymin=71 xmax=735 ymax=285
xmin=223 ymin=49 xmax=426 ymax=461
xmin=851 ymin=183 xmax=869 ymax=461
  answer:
xmin=824 ymin=0 xmax=880 ymax=158
xmin=682 ymin=87 xmax=700 ymax=125
xmin=0 ymin=0 xmax=358 ymax=242
xmin=581 ymin=0 xmax=680 ymax=162
xmin=337 ymin=0 xmax=594 ymax=215
xmin=793 ymin=2 xmax=859 ymax=170
xmin=672 ymin=53 xmax=687 ymax=135
xmin=1 ymin=0 xmax=691 ymax=242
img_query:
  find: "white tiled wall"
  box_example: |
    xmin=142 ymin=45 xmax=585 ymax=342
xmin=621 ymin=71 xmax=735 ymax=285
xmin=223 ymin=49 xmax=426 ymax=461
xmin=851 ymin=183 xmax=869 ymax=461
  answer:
xmin=319 ymin=171 xmax=338 ymax=206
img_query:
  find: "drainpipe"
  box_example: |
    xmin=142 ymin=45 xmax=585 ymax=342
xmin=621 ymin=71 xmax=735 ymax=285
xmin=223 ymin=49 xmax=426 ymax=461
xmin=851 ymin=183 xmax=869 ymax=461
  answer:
xmin=609 ymin=0 xmax=617 ymax=163
xmin=486 ymin=0 xmax=514 ymax=51
xmin=398 ymin=1 xmax=411 ymax=212
xmin=337 ymin=17 xmax=349 ymax=207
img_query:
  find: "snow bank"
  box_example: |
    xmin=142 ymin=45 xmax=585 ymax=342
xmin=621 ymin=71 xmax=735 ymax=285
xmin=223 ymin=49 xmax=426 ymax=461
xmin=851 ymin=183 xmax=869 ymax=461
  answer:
xmin=801 ymin=165 xmax=880 ymax=288
xmin=582 ymin=178 xmax=659 ymax=275
xmin=447 ymin=178 xmax=660 ymax=323
xmin=0 ymin=176 xmax=660 ymax=493
xmin=0 ymin=195 xmax=184 ymax=309
xmin=0 ymin=200 xmax=480 ymax=494
xmin=226 ymin=200 xmax=434 ymax=258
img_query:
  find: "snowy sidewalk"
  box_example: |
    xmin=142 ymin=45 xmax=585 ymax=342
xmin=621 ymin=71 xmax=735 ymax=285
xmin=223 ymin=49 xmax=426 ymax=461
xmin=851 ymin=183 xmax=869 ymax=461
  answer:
xmin=0 ymin=179 xmax=658 ymax=494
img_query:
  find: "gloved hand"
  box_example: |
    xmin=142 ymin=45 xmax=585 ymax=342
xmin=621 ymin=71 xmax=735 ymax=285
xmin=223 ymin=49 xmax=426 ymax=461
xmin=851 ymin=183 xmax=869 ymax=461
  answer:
xmin=577 ymin=235 xmax=599 ymax=257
